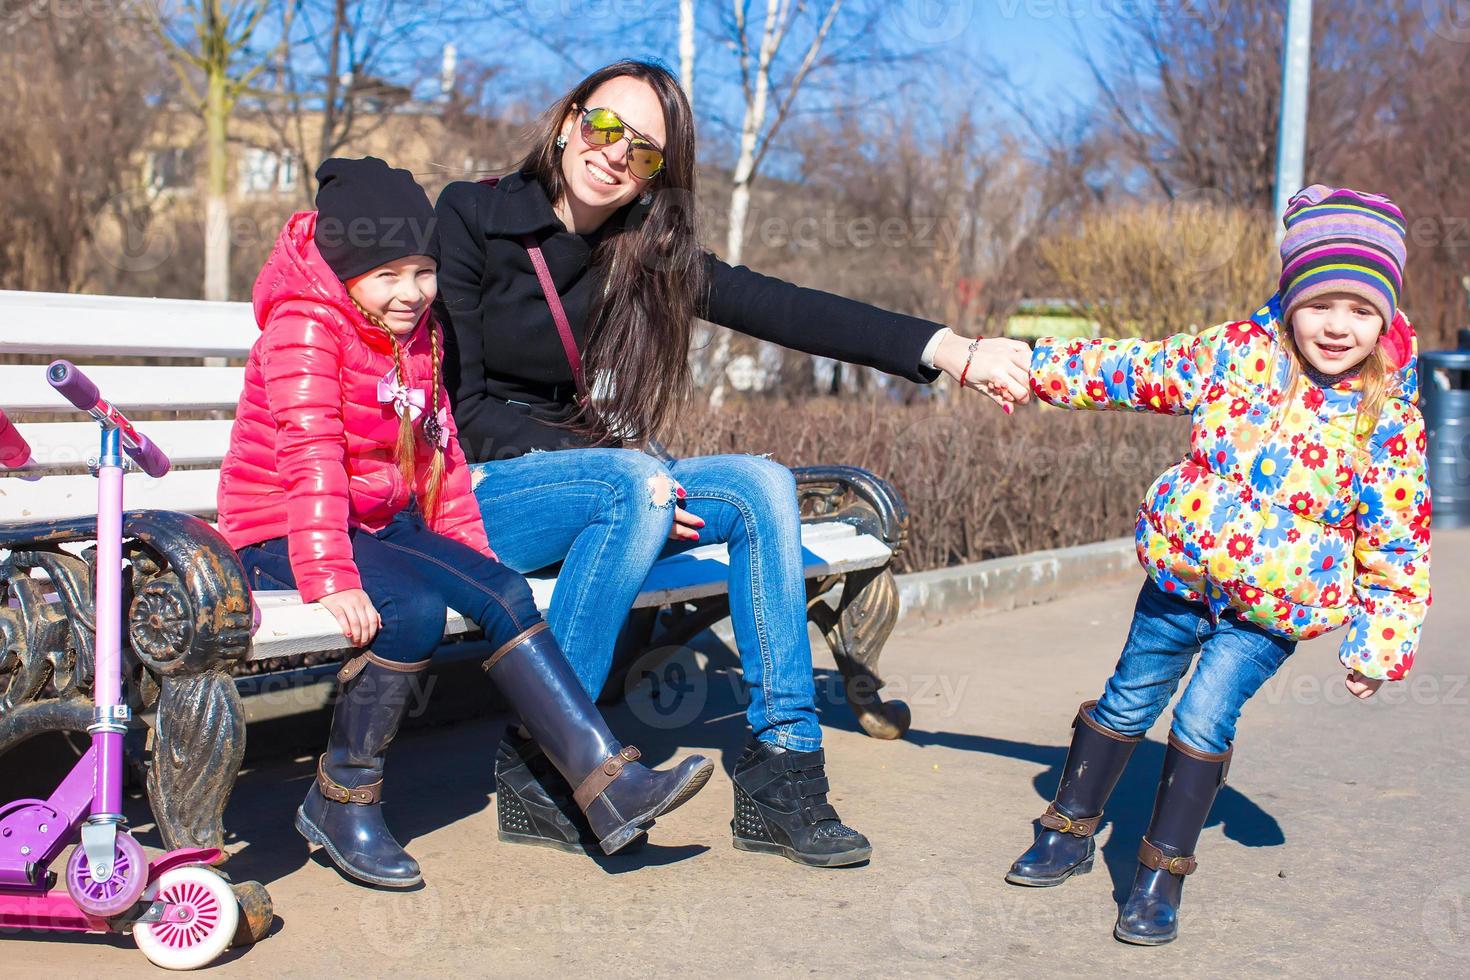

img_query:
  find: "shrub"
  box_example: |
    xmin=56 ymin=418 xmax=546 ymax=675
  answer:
xmin=1038 ymin=200 xmax=1276 ymax=340
xmin=666 ymin=395 xmax=1188 ymax=574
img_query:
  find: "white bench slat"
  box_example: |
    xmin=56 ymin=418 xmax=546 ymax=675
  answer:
xmin=245 ymin=522 xmax=887 ymax=661
xmin=0 ymin=290 xmax=255 ymax=358
xmin=0 ymin=469 xmax=221 ymax=523
xmin=2 ymin=365 xmax=246 ymax=414
xmin=3 ymin=419 xmax=235 ymax=473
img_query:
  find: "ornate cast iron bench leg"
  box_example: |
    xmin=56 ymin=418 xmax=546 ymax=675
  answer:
xmin=795 ymin=466 xmax=913 ymax=739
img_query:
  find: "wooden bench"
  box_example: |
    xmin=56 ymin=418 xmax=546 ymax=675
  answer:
xmin=0 ymin=288 xmax=913 ymax=859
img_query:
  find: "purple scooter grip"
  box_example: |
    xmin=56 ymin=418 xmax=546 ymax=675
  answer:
xmin=46 ymin=359 xmax=171 ymax=477
xmin=124 ymin=433 xmax=171 ymax=479
xmin=47 ymin=359 xmax=101 ymax=412
xmin=0 ymin=409 xmax=30 ymax=467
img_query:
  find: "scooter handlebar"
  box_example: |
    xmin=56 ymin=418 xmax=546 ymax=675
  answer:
xmin=47 ymin=359 xmax=101 ymax=412
xmin=0 ymin=409 xmax=30 ymax=467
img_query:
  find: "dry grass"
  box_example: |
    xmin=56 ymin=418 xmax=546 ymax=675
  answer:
xmin=1038 ymin=201 xmax=1277 ymax=340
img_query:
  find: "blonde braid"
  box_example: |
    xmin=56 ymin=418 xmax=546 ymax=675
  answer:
xmin=350 ymin=295 xmax=417 ymax=489
xmin=421 ymin=323 xmax=447 ymax=519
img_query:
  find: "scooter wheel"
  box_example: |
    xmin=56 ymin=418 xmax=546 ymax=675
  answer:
xmin=65 ymin=830 xmax=149 ymax=917
xmin=133 ymin=866 xmax=240 ymax=970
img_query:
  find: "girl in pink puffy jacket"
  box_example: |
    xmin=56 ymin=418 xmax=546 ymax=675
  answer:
xmin=217 ymin=157 xmax=711 ymax=890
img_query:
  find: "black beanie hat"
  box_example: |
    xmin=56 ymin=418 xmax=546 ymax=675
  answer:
xmin=313 ymin=156 xmax=436 ymax=281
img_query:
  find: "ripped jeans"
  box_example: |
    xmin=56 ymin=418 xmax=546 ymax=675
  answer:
xmin=469 ymin=449 xmax=821 ymax=750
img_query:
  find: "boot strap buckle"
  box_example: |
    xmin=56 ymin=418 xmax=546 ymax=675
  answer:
xmin=1139 ymin=839 xmax=1197 ymax=875
xmin=1040 ymin=803 xmax=1100 ymax=838
xmin=316 ymin=755 xmax=383 ymax=805
xmin=573 ymin=745 xmax=641 ymax=810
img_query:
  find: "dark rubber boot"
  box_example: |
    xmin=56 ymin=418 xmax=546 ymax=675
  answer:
xmin=294 ymin=653 xmax=429 ymax=889
xmin=1114 ymin=734 xmax=1232 ymax=946
xmin=730 ymin=740 xmax=871 ymax=868
xmin=483 ymin=625 xmax=714 ymax=855
xmin=1007 ymin=700 xmax=1142 ymax=887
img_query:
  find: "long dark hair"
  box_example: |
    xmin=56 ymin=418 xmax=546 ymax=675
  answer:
xmin=519 ymin=60 xmax=703 ymax=445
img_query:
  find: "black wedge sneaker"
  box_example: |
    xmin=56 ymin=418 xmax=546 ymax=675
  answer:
xmin=730 ymin=740 xmax=871 ymax=868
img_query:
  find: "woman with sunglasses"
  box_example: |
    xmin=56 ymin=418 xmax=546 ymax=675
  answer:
xmin=433 ymin=60 xmax=1031 ymax=868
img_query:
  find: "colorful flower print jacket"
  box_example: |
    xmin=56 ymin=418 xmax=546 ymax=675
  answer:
xmin=1029 ymin=295 xmax=1431 ymax=681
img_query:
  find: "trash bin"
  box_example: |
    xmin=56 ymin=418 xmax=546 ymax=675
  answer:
xmin=1421 ymin=347 xmax=1470 ymax=530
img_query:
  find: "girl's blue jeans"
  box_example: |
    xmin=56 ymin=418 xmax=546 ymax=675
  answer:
xmin=469 ymin=449 xmax=822 ymax=751
xmin=238 ymin=507 xmax=544 ymax=663
xmin=1092 ymin=578 xmax=1297 ymax=754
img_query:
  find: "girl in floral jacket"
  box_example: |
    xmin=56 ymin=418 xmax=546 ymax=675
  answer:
xmin=219 ymin=157 xmax=711 ymax=890
xmin=1007 ymin=186 xmax=1431 ymax=946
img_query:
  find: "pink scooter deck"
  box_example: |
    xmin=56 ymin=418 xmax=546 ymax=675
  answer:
xmin=0 ymin=848 xmax=223 ymax=935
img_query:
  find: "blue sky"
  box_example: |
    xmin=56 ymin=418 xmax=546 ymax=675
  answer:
xmin=246 ymin=1 xmax=1106 ymax=149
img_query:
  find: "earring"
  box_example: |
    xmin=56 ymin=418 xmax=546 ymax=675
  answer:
xmin=639 ymin=190 xmax=653 ymax=206
xmin=555 ymin=133 xmax=567 ymax=149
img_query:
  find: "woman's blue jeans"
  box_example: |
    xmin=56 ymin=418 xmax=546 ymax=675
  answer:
xmin=1092 ymin=578 xmax=1297 ymax=754
xmin=470 ymin=449 xmax=822 ymax=751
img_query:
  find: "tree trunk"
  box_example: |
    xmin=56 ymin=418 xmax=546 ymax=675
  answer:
xmin=203 ymin=66 xmax=230 ymax=302
xmin=678 ymin=0 xmax=695 ymax=107
xmin=724 ymin=0 xmax=778 ymax=267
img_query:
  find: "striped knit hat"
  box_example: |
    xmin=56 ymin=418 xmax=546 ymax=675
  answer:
xmin=1279 ymin=184 xmax=1406 ymax=328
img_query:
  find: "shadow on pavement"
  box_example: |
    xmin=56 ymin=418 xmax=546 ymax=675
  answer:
xmin=902 ymin=725 xmax=1284 ymax=897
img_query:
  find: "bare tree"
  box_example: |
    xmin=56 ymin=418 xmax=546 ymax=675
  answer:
xmin=0 ymin=4 xmax=163 ymax=292
xmin=148 ymin=1 xmax=282 ymax=300
xmin=258 ymin=0 xmax=437 ymax=206
xmin=679 ymin=0 xmax=695 ymax=107
xmin=1076 ymin=0 xmax=1407 ymax=209
xmin=721 ymin=0 xmax=849 ymax=267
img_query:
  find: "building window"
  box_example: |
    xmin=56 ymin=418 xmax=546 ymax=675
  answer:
xmin=147 ymin=148 xmax=195 ymax=191
xmin=241 ymin=147 xmax=299 ymax=195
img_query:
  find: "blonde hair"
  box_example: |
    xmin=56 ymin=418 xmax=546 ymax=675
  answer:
xmin=1277 ymin=308 xmax=1393 ymax=438
xmin=349 ymin=295 xmax=447 ymax=517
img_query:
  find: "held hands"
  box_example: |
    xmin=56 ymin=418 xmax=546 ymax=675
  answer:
xmin=934 ymin=331 xmax=1033 ymax=414
xmin=1345 ymin=669 xmax=1384 ymax=700
xmin=319 ymin=588 xmax=382 ymax=647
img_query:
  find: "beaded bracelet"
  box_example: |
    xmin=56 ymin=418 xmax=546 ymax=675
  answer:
xmin=957 ymin=336 xmax=984 ymax=388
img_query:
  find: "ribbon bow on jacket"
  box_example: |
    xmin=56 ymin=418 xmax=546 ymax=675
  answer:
xmin=377 ymin=368 xmax=425 ymax=422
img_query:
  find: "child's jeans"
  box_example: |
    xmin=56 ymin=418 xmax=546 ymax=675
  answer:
xmin=238 ymin=507 xmax=544 ymax=663
xmin=1091 ymin=578 xmax=1297 ymax=754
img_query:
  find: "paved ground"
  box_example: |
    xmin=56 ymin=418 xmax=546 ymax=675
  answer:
xmin=7 ymin=529 xmax=1468 ymax=977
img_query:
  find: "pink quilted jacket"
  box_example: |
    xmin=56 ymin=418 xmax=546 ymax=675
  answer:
xmin=217 ymin=211 xmax=492 ymax=602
